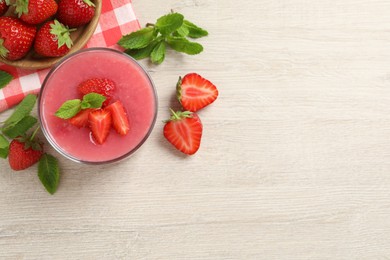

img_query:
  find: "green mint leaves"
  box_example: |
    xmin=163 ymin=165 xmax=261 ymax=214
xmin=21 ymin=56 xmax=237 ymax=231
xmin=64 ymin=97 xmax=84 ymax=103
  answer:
xmin=55 ymin=93 xmax=106 ymax=119
xmin=0 ymin=94 xmax=61 ymax=195
xmin=118 ymin=12 xmax=208 ymax=64
xmin=0 ymin=70 xmax=13 ymax=90
xmin=38 ymin=154 xmax=60 ymax=195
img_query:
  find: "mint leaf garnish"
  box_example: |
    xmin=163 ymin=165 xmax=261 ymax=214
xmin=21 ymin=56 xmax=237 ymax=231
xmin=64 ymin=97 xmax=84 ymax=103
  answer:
xmin=166 ymin=37 xmax=203 ymax=55
xmin=0 ymin=134 xmax=9 ymax=159
xmin=81 ymin=93 xmax=106 ymax=109
xmin=38 ymin=154 xmax=60 ymax=195
xmin=156 ymin=13 xmax=184 ymax=36
xmin=55 ymin=99 xmax=81 ymax=119
xmin=183 ymin=20 xmax=208 ymax=38
xmin=3 ymin=94 xmax=36 ymax=129
xmin=0 ymin=70 xmax=13 ymax=89
xmin=151 ymin=41 xmax=166 ymax=64
xmin=118 ymin=12 xmax=207 ymax=64
xmin=125 ymin=40 xmax=159 ymax=60
xmin=2 ymin=115 xmax=37 ymax=139
xmin=118 ymin=27 xmax=156 ymax=50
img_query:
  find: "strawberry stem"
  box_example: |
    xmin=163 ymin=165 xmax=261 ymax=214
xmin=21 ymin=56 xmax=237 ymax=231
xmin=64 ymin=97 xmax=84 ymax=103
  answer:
xmin=30 ymin=126 xmax=40 ymax=141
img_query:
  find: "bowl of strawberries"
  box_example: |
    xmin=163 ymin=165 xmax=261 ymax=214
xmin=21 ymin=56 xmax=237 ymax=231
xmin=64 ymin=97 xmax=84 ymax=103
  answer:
xmin=0 ymin=0 xmax=101 ymax=70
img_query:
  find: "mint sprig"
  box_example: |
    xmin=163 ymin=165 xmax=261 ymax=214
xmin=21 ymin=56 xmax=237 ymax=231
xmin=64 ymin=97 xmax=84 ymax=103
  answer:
xmin=0 ymin=70 xmax=13 ymax=90
xmin=0 ymin=95 xmax=61 ymax=195
xmin=118 ymin=12 xmax=208 ymax=64
xmin=55 ymin=93 xmax=106 ymax=119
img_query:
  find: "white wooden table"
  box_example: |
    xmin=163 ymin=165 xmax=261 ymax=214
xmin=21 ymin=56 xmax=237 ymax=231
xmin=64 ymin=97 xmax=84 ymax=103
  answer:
xmin=2 ymin=0 xmax=390 ymax=258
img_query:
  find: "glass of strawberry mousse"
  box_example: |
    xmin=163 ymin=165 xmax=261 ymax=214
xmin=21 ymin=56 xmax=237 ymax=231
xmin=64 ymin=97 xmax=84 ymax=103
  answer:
xmin=38 ymin=48 xmax=158 ymax=164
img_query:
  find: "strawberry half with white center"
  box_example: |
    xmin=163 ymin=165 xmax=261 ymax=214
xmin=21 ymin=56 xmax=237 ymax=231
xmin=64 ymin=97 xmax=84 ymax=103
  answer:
xmin=88 ymin=109 xmax=112 ymax=145
xmin=8 ymin=134 xmax=43 ymax=171
xmin=14 ymin=0 xmax=58 ymax=25
xmin=0 ymin=17 xmax=36 ymax=61
xmin=177 ymin=73 xmax=218 ymax=112
xmin=34 ymin=20 xmax=74 ymax=57
xmin=163 ymin=110 xmax=203 ymax=155
xmin=78 ymin=78 xmax=116 ymax=107
xmin=0 ymin=0 xmax=9 ymax=16
xmin=106 ymin=100 xmax=130 ymax=135
xmin=57 ymin=0 xmax=95 ymax=28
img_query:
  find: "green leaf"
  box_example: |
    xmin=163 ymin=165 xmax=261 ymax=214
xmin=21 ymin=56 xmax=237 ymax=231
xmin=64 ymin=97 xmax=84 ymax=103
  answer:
xmin=2 ymin=115 xmax=37 ymax=139
xmin=81 ymin=93 xmax=106 ymax=109
xmin=156 ymin=13 xmax=184 ymax=36
xmin=151 ymin=41 xmax=166 ymax=64
xmin=125 ymin=40 xmax=159 ymax=60
xmin=3 ymin=94 xmax=37 ymax=129
xmin=50 ymin=20 xmax=73 ymax=49
xmin=55 ymin=99 xmax=81 ymax=119
xmin=0 ymin=134 xmax=9 ymax=159
xmin=118 ymin=27 xmax=156 ymax=50
xmin=166 ymin=37 xmax=204 ymax=55
xmin=183 ymin=20 xmax=208 ymax=38
xmin=38 ymin=154 xmax=60 ymax=195
xmin=173 ymin=24 xmax=189 ymax=37
xmin=0 ymin=71 xmax=13 ymax=89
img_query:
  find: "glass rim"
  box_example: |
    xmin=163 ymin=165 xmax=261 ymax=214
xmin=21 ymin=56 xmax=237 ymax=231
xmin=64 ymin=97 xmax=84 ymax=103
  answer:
xmin=38 ymin=47 xmax=158 ymax=165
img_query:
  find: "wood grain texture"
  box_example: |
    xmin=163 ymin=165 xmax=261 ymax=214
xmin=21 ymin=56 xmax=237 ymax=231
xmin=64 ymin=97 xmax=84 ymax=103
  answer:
xmin=2 ymin=0 xmax=390 ymax=259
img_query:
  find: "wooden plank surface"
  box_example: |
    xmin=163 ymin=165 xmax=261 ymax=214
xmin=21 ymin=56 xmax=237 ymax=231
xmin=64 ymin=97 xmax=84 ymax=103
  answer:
xmin=1 ymin=0 xmax=390 ymax=259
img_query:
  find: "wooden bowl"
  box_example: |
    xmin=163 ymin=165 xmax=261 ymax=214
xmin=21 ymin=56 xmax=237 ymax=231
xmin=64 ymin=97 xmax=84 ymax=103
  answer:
xmin=0 ymin=0 xmax=102 ymax=70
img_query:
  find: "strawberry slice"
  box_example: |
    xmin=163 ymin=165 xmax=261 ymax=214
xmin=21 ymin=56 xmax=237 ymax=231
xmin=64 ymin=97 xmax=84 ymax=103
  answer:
xmin=78 ymin=78 xmax=116 ymax=107
xmin=163 ymin=110 xmax=203 ymax=155
xmin=177 ymin=73 xmax=218 ymax=112
xmin=69 ymin=108 xmax=94 ymax=128
xmin=106 ymin=100 xmax=130 ymax=135
xmin=88 ymin=109 xmax=112 ymax=144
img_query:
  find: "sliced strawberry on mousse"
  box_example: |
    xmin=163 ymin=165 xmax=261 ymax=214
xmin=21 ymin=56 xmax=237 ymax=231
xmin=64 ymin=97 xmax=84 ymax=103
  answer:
xmin=78 ymin=78 xmax=116 ymax=107
xmin=106 ymin=100 xmax=130 ymax=135
xmin=177 ymin=73 xmax=218 ymax=112
xmin=69 ymin=108 xmax=94 ymax=128
xmin=88 ymin=109 xmax=112 ymax=145
xmin=163 ymin=109 xmax=203 ymax=155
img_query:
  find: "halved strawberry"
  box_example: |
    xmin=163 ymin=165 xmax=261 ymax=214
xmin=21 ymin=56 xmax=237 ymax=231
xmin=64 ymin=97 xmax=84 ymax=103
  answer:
xmin=78 ymin=78 xmax=116 ymax=107
xmin=106 ymin=100 xmax=130 ymax=135
xmin=88 ymin=109 xmax=112 ymax=144
xmin=163 ymin=110 xmax=202 ymax=155
xmin=177 ymin=73 xmax=218 ymax=112
xmin=69 ymin=108 xmax=94 ymax=128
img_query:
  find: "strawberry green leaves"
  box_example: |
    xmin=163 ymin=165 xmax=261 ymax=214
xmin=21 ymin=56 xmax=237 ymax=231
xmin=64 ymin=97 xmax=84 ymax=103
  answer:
xmin=0 ymin=70 xmax=13 ymax=89
xmin=55 ymin=93 xmax=106 ymax=119
xmin=118 ymin=12 xmax=208 ymax=64
xmin=38 ymin=154 xmax=60 ymax=195
xmin=0 ymin=134 xmax=9 ymax=158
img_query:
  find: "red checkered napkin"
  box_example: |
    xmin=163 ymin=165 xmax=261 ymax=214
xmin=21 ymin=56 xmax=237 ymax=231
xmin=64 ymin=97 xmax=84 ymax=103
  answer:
xmin=0 ymin=0 xmax=140 ymax=112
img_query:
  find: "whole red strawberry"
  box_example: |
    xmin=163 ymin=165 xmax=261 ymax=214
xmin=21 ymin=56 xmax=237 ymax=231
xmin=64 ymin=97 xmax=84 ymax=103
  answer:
xmin=78 ymin=78 xmax=116 ymax=106
xmin=0 ymin=0 xmax=9 ymax=16
xmin=177 ymin=73 xmax=218 ymax=112
xmin=57 ymin=0 xmax=95 ymax=28
xmin=8 ymin=137 xmax=43 ymax=171
xmin=34 ymin=20 xmax=74 ymax=57
xmin=14 ymin=0 xmax=58 ymax=25
xmin=0 ymin=17 xmax=36 ymax=61
xmin=163 ymin=110 xmax=203 ymax=155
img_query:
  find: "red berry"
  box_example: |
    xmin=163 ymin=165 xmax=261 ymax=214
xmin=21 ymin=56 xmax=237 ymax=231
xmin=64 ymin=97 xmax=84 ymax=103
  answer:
xmin=0 ymin=17 xmax=36 ymax=61
xmin=34 ymin=20 xmax=73 ymax=57
xmin=163 ymin=110 xmax=203 ymax=155
xmin=57 ymin=0 xmax=95 ymax=28
xmin=88 ymin=109 xmax=112 ymax=144
xmin=8 ymin=139 xmax=43 ymax=171
xmin=69 ymin=108 xmax=94 ymax=128
xmin=78 ymin=78 xmax=116 ymax=107
xmin=15 ymin=0 xmax=58 ymax=25
xmin=177 ymin=73 xmax=218 ymax=112
xmin=106 ymin=100 xmax=130 ymax=135
xmin=0 ymin=1 xmax=9 ymax=16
